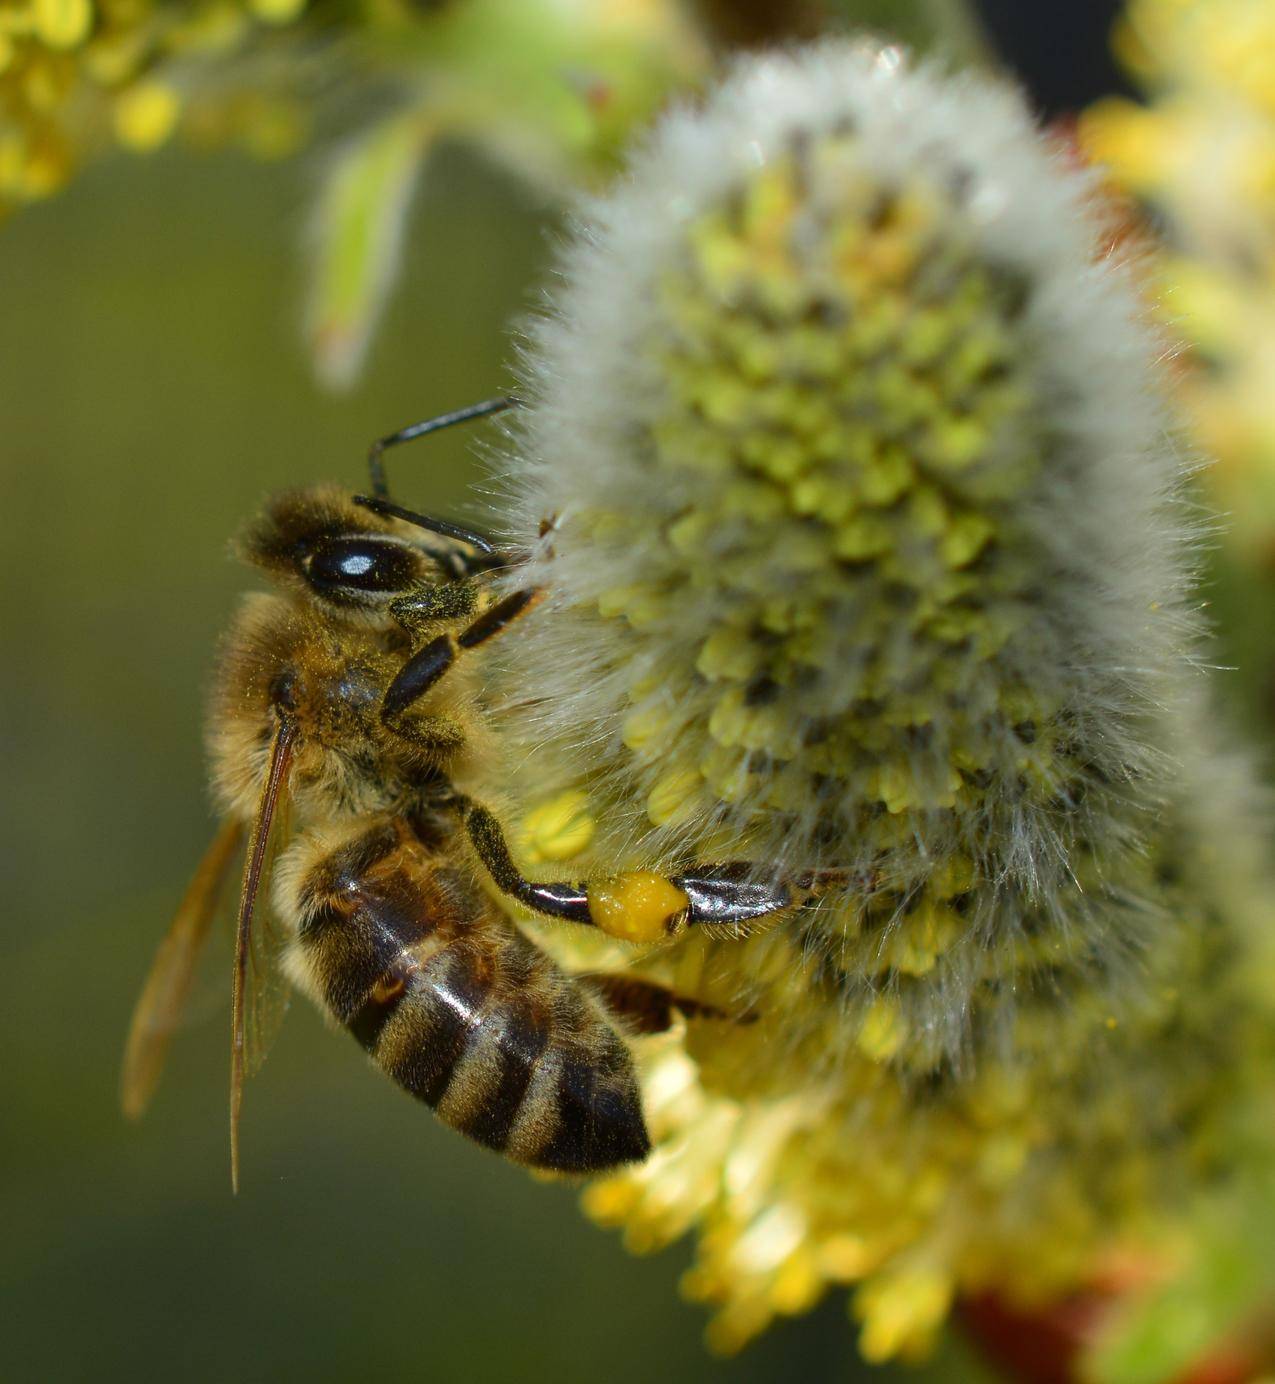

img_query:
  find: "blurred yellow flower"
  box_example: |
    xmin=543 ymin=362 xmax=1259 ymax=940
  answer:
xmin=0 ymin=0 xmax=312 ymax=213
xmin=1080 ymin=0 xmax=1275 ymax=557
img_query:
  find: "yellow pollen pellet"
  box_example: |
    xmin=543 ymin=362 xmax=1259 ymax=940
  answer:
xmin=589 ymin=872 xmax=690 ymax=943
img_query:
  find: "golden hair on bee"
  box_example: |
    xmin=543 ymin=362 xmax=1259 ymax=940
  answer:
xmin=122 ymin=398 xmax=825 ymax=1190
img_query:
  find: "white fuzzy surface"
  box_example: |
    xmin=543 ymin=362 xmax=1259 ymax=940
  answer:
xmin=485 ymin=41 xmax=1213 ymax=1060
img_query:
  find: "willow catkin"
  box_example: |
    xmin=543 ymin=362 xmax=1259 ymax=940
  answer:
xmin=492 ymin=42 xmax=1274 ymax=1359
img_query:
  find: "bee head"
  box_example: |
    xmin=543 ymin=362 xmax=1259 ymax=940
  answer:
xmin=238 ymin=485 xmax=492 ymax=615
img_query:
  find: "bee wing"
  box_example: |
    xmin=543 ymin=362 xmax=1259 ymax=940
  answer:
xmin=230 ymin=716 xmax=297 ymax=1194
xmin=242 ymin=793 xmax=293 ymax=1081
xmin=121 ymin=818 xmax=245 ymax=1121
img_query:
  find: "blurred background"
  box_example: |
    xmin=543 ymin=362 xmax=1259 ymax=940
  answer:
xmin=2 ymin=1 xmax=1268 ymax=1380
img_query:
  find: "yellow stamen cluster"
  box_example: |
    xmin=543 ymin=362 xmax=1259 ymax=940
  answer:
xmin=530 ymin=783 xmax=1265 ymax=1357
xmin=0 ymin=0 xmax=710 ymax=221
xmin=592 ymin=137 xmax=1066 ymax=1030
xmin=0 ymin=0 xmax=310 ymax=212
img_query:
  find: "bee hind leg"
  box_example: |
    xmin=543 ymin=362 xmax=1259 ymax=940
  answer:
xmin=461 ymin=801 xmax=805 ymax=944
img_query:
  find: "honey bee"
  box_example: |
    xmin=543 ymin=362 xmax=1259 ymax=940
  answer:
xmin=122 ymin=398 xmax=821 ymax=1189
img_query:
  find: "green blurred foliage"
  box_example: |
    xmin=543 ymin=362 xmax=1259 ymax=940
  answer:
xmin=0 ymin=141 xmax=996 ymax=1384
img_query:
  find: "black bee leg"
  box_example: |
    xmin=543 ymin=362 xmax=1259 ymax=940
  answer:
xmin=384 ymin=711 xmax=468 ymax=756
xmin=461 ymin=802 xmax=593 ymax=922
xmin=578 ymin=974 xmax=751 ymax=1034
xmin=461 ymin=802 xmax=801 ymax=944
xmin=455 ymin=588 xmax=540 ymax=650
xmin=380 ymin=589 xmax=541 ymax=741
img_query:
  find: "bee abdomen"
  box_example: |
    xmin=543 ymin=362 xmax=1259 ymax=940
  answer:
xmin=292 ymin=822 xmax=650 ymax=1173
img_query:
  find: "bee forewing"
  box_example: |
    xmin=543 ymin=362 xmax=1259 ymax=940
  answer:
xmin=230 ymin=718 xmax=297 ymax=1193
xmin=243 ymin=800 xmax=294 ymax=1079
xmin=120 ymin=818 xmax=244 ymax=1120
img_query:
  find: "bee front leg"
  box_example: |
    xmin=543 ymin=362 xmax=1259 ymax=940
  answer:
xmin=461 ymin=802 xmax=806 ymax=943
xmin=380 ymin=588 xmax=542 ymax=740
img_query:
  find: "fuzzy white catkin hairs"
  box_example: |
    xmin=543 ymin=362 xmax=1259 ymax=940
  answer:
xmin=487 ymin=42 xmax=1273 ymax=1358
xmin=497 ymin=40 xmax=1203 ymax=1058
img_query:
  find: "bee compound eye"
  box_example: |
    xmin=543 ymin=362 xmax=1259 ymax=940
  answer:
xmin=303 ymin=536 xmax=419 ymax=598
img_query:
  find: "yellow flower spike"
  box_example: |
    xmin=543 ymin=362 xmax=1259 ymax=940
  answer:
xmin=16 ymin=129 xmax=73 ymax=196
xmin=81 ymin=28 xmax=148 ymax=85
xmin=872 ymin=761 xmax=916 ymax=815
xmin=929 ymin=853 xmax=976 ymax=899
xmin=884 ymin=897 xmax=963 ymax=977
xmin=699 ymin=744 xmax=756 ymax=804
xmin=831 ymin=513 xmax=892 ymax=561
xmin=860 ymin=444 xmax=913 ymax=505
xmin=770 ymin=1252 xmax=824 ymax=1316
xmin=818 ymin=1233 xmax=875 ymax=1282
xmin=940 ymin=511 xmax=995 ymax=568
xmin=703 ymin=1302 xmax=769 ymax=1357
xmin=580 ymin=1177 xmax=643 ymax=1227
xmin=597 ymin=582 xmax=655 ymax=623
xmin=21 ymin=54 xmax=71 ymax=114
xmin=976 ymin=1133 xmax=1030 ymax=1186
xmin=113 ymin=81 xmax=180 ymax=152
xmin=705 ymin=687 xmax=748 ymax=749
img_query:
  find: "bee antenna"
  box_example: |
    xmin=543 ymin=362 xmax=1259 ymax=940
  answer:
xmin=367 ymin=396 xmax=516 ymax=500
xmin=352 ymin=494 xmax=503 ymax=563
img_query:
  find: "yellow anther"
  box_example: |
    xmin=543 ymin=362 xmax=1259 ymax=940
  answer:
xmin=646 ymin=764 xmax=704 ymax=826
xmin=114 ymin=82 xmax=180 ymax=152
xmin=521 ymin=790 xmax=595 ymax=864
xmin=857 ymin=996 xmax=906 ymax=1061
xmin=33 ymin=0 xmax=92 ymax=49
xmin=589 ymin=872 xmax=690 ymax=943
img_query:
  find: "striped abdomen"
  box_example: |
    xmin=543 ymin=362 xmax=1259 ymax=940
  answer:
xmin=285 ymin=818 xmax=650 ymax=1173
